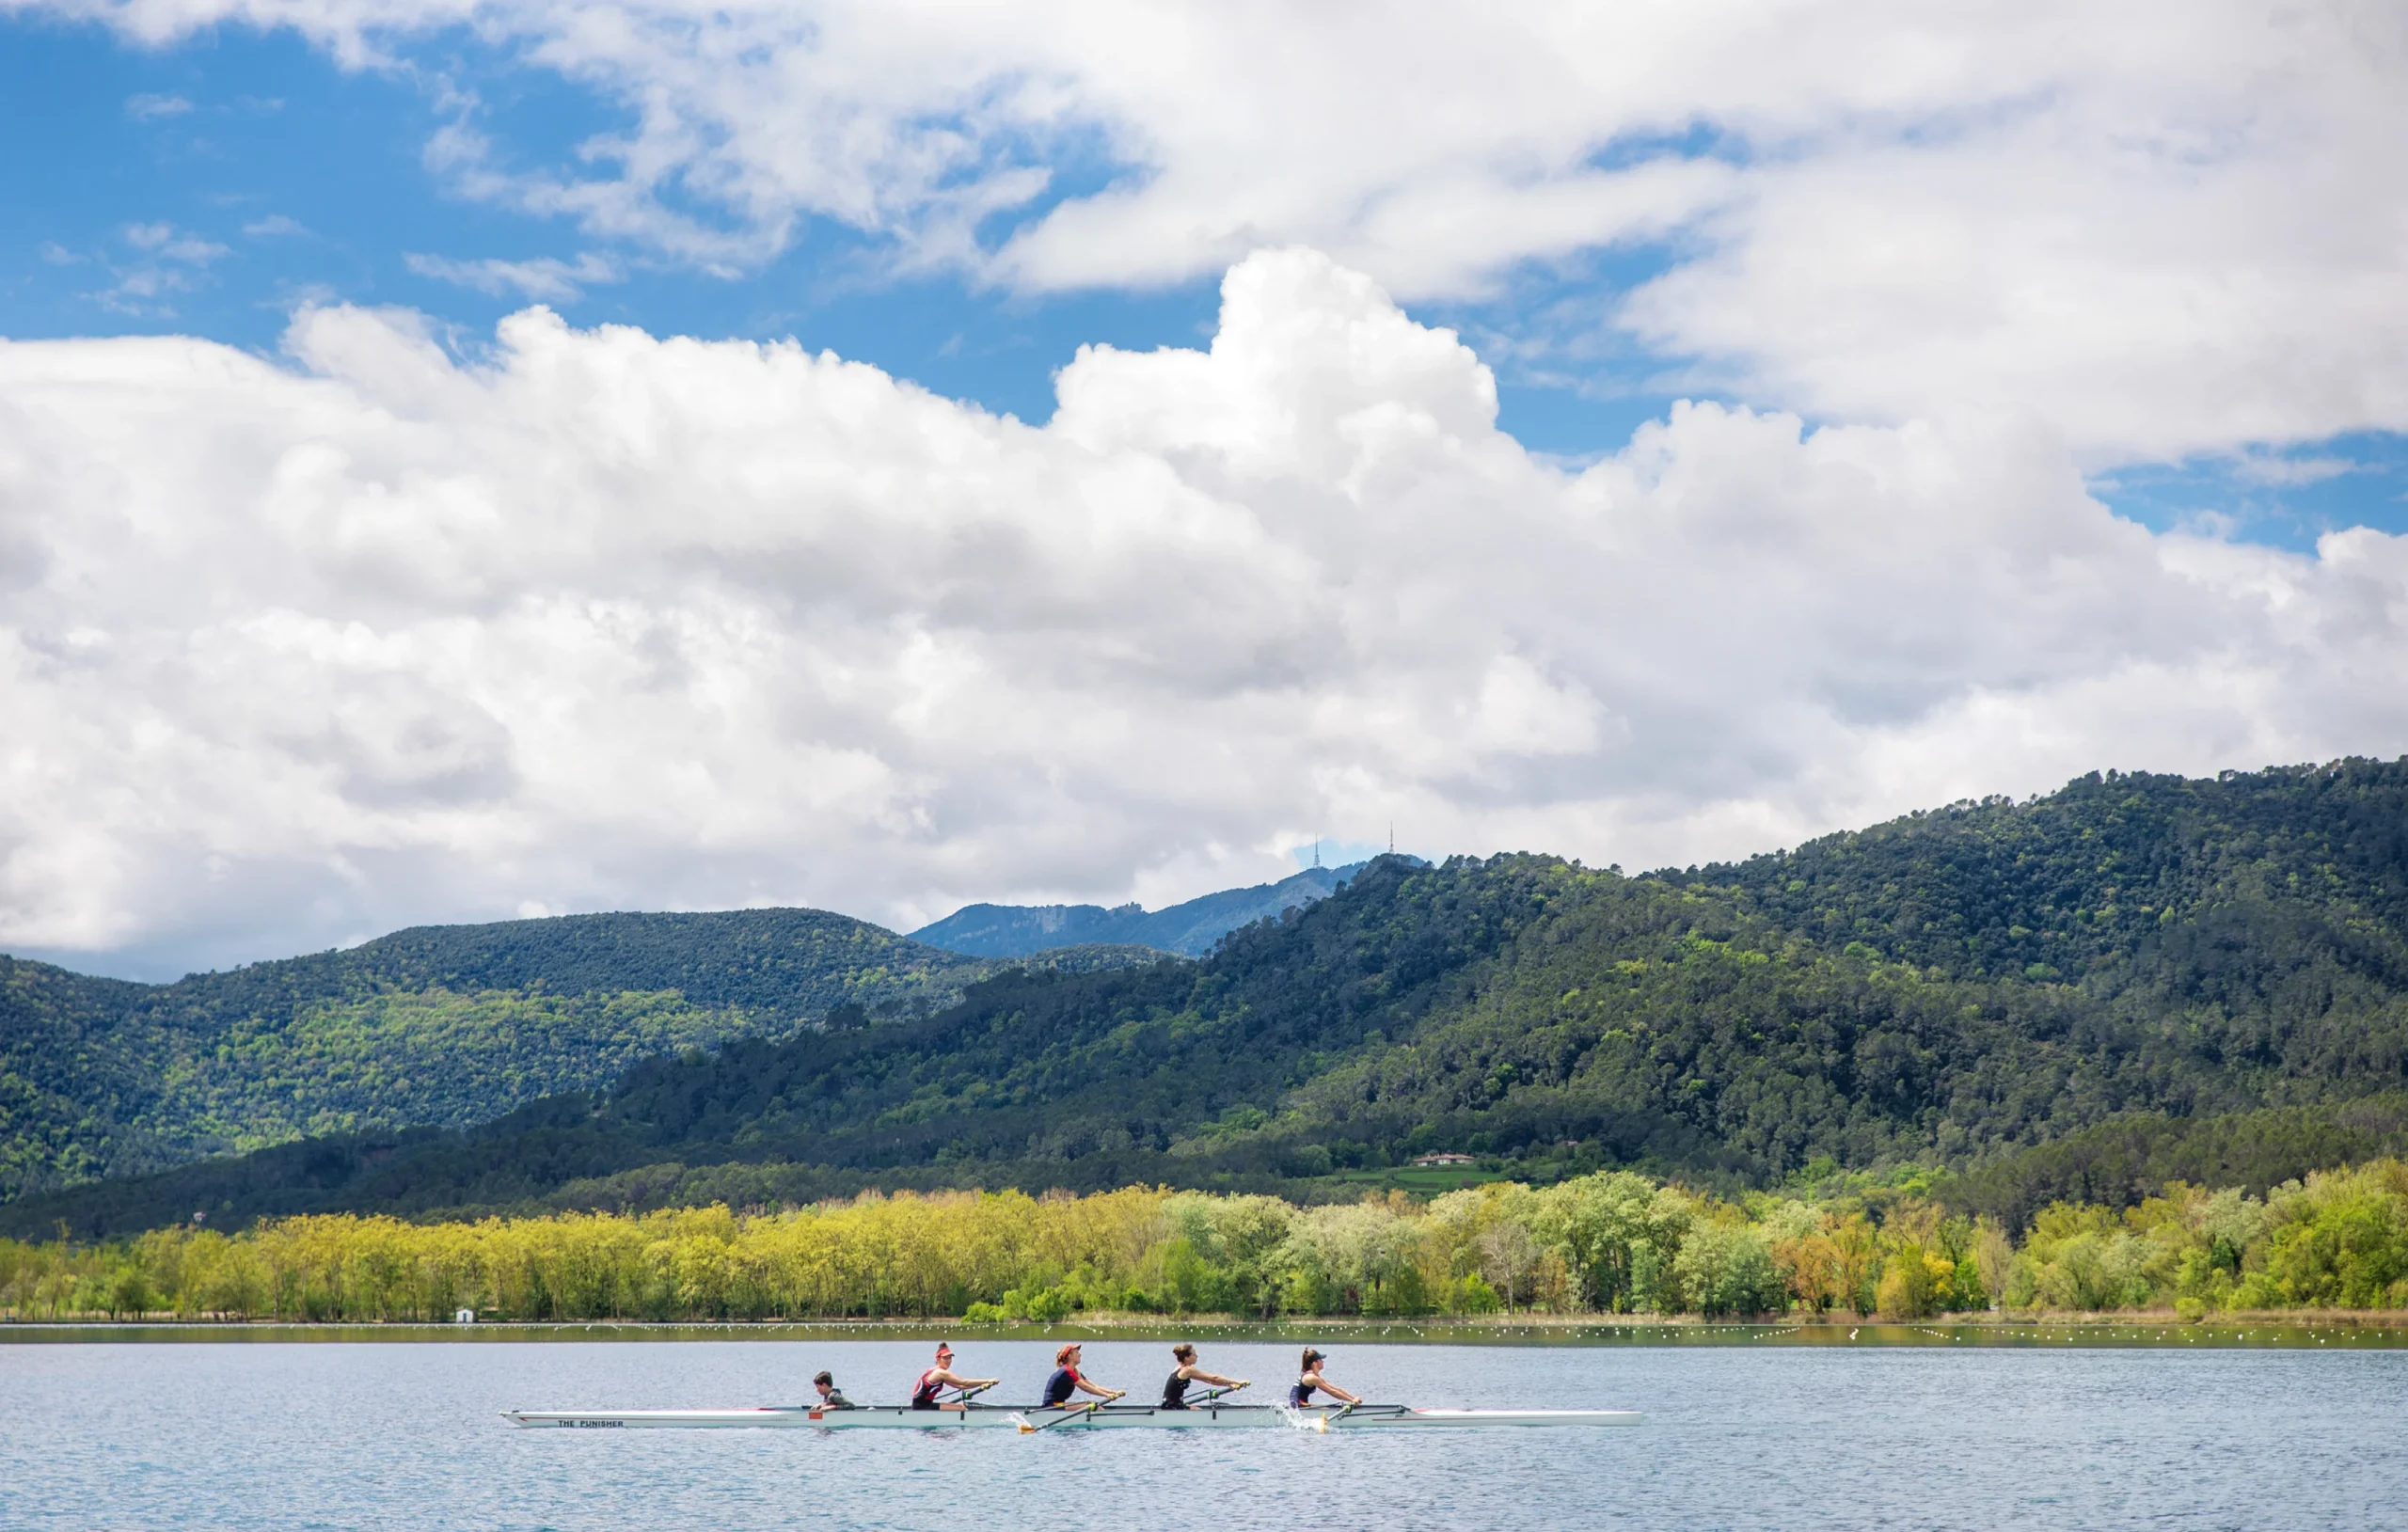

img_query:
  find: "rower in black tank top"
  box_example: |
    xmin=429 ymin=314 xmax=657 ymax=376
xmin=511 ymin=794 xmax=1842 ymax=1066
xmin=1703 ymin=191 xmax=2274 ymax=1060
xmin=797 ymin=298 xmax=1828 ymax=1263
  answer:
xmin=1291 ymin=1347 xmax=1361 ymax=1411
xmin=1160 ymin=1342 xmax=1247 ymax=1409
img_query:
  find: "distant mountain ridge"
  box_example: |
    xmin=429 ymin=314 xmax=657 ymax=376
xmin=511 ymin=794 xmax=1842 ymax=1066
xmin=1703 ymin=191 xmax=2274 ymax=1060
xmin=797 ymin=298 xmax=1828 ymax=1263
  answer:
xmin=0 ymin=908 xmax=1158 ymax=1200
xmin=912 ymin=861 xmax=1373 ymax=957
xmin=1 ymin=857 xmax=1380 ymax=1202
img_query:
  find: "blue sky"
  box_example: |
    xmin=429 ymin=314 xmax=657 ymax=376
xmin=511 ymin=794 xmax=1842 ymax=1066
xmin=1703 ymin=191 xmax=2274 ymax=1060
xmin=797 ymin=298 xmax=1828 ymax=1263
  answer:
xmin=8 ymin=11 xmax=2398 ymax=549
xmin=0 ymin=19 xmax=1219 ymax=423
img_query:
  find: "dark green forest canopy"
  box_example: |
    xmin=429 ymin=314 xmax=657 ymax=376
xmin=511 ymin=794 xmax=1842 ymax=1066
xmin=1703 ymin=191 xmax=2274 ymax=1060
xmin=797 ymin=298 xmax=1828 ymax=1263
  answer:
xmin=1671 ymin=757 xmax=2408 ymax=988
xmin=8 ymin=758 xmax=2408 ymax=1238
xmin=1932 ymin=1092 xmax=2408 ymax=1230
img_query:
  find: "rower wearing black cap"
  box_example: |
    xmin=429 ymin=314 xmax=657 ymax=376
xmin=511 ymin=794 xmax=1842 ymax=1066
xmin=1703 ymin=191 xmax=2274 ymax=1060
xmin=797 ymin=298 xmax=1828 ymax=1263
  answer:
xmin=1290 ymin=1348 xmax=1360 ymax=1410
xmin=1160 ymin=1344 xmax=1248 ymax=1409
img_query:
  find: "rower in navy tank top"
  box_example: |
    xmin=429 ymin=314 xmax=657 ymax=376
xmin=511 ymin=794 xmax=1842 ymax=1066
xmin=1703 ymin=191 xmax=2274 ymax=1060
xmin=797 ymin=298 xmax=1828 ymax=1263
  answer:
xmin=1160 ymin=1343 xmax=1247 ymax=1408
xmin=1290 ymin=1347 xmax=1362 ymax=1410
xmin=1039 ymin=1342 xmax=1124 ymax=1409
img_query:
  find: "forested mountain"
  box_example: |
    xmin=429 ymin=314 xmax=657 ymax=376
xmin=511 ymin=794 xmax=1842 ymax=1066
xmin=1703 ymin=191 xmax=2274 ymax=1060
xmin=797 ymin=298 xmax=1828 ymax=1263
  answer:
xmin=911 ymin=862 xmax=1371 ymax=957
xmin=0 ymin=909 xmax=1150 ymax=1199
xmin=4 ymin=860 xmax=1553 ymax=1232
xmin=10 ymin=759 xmax=2408 ymax=1240
xmin=1676 ymin=765 xmax=2408 ymax=982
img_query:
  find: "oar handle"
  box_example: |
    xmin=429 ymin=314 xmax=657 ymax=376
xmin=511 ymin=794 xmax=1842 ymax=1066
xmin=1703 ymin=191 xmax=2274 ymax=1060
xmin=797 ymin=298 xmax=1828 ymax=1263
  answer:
xmin=1022 ymin=1398 xmax=1103 ymax=1433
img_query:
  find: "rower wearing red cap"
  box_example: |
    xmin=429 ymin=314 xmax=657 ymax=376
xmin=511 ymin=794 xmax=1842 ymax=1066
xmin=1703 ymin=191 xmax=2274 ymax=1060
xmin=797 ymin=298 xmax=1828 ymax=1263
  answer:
xmin=911 ymin=1342 xmax=999 ymax=1411
xmin=1038 ymin=1343 xmax=1124 ymax=1408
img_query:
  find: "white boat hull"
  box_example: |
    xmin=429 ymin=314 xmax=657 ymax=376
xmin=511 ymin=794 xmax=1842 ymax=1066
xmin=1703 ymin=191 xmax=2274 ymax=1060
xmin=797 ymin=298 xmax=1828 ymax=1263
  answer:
xmin=500 ymin=1403 xmax=1640 ymax=1431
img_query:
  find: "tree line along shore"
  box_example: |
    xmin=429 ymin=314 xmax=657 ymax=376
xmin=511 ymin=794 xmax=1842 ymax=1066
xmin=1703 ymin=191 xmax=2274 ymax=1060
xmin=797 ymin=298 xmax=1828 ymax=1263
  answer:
xmin=5 ymin=1161 xmax=2404 ymax=1325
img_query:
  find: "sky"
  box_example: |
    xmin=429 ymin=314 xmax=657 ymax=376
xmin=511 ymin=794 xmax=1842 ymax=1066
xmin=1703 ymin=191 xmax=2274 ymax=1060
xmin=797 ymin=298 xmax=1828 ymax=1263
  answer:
xmin=3 ymin=0 xmax=2406 ymax=980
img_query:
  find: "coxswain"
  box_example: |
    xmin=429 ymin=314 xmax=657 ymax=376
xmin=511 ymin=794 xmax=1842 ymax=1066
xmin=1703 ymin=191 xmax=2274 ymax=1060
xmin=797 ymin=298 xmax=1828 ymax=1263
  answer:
xmin=1039 ymin=1342 xmax=1124 ymax=1408
xmin=1289 ymin=1347 xmax=1360 ymax=1410
xmin=811 ymin=1370 xmax=855 ymax=1409
xmin=1160 ymin=1343 xmax=1247 ymax=1409
xmin=910 ymin=1342 xmax=999 ymax=1410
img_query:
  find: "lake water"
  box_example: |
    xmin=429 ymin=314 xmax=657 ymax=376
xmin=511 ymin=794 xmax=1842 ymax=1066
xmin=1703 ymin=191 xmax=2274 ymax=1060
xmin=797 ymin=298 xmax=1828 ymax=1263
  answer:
xmin=3 ymin=1337 xmax=2402 ymax=1530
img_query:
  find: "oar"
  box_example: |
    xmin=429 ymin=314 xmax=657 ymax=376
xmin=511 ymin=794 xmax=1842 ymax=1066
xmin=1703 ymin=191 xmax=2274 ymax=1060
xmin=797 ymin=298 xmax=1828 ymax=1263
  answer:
xmin=1019 ymin=1389 xmax=1130 ymax=1434
xmin=1017 ymin=1400 xmax=1103 ymax=1434
xmin=945 ymin=1382 xmax=996 ymax=1408
xmin=1313 ymin=1400 xmax=1358 ymax=1434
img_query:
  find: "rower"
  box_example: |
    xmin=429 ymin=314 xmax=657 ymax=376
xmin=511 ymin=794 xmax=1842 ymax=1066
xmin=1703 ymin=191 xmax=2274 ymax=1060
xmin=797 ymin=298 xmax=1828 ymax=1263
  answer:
xmin=911 ymin=1342 xmax=999 ymax=1411
xmin=1039 ymin=1342 xmax=1124 ymax=1409
xmin=812 ymin=1370 xmax=855 ymax=1409
xmin=1161 ymin=1343 xmax=1247 ymax=1409
xmin=1289 ymin=1348 xmax=1360 ymax=1410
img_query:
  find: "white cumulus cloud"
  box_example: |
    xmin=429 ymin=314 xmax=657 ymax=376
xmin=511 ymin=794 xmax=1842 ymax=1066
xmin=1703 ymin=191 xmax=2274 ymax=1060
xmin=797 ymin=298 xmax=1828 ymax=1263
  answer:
xmin=3 ymin=249 xmax=2405 ymax=977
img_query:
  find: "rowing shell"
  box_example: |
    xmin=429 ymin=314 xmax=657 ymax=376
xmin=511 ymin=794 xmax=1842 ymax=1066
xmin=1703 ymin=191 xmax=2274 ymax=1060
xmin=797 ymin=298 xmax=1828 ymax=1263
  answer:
xmin=501 ymin=1403 xmax=1640 ymax=1430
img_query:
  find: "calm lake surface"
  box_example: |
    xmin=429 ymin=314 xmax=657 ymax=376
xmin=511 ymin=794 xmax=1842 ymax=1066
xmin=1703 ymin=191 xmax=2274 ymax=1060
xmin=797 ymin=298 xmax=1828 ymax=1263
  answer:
xmin=3 ymin=1338 xmax=2401 ymax=1530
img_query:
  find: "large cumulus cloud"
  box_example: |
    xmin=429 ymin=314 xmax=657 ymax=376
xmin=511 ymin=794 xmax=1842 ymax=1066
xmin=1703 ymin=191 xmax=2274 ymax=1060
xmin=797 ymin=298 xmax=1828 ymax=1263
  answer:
xmin=4 ymin=249 xmax=2404 ymax=975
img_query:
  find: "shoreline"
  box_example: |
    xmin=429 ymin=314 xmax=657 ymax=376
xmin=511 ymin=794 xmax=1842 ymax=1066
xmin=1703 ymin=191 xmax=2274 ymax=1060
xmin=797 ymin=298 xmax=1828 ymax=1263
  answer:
xmin=6 ymin=1311 xmax=2406 ymax=1347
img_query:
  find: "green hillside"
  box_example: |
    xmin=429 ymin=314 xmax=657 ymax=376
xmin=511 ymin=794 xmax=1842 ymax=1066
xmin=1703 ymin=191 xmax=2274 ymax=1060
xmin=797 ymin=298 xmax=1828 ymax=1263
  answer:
xmin=4 ymin=861 xmax=1551 ymax=1232
xmin=1676 ymin=760 xmax=2408 ymax=999
xmin=1295 ymin=764 xmax=2408 ymax=1176
xmin=11 ymin=759 xmax=2408 ymax=1239
xmin=0 ymin=908 xmax=1120 ymax=1199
